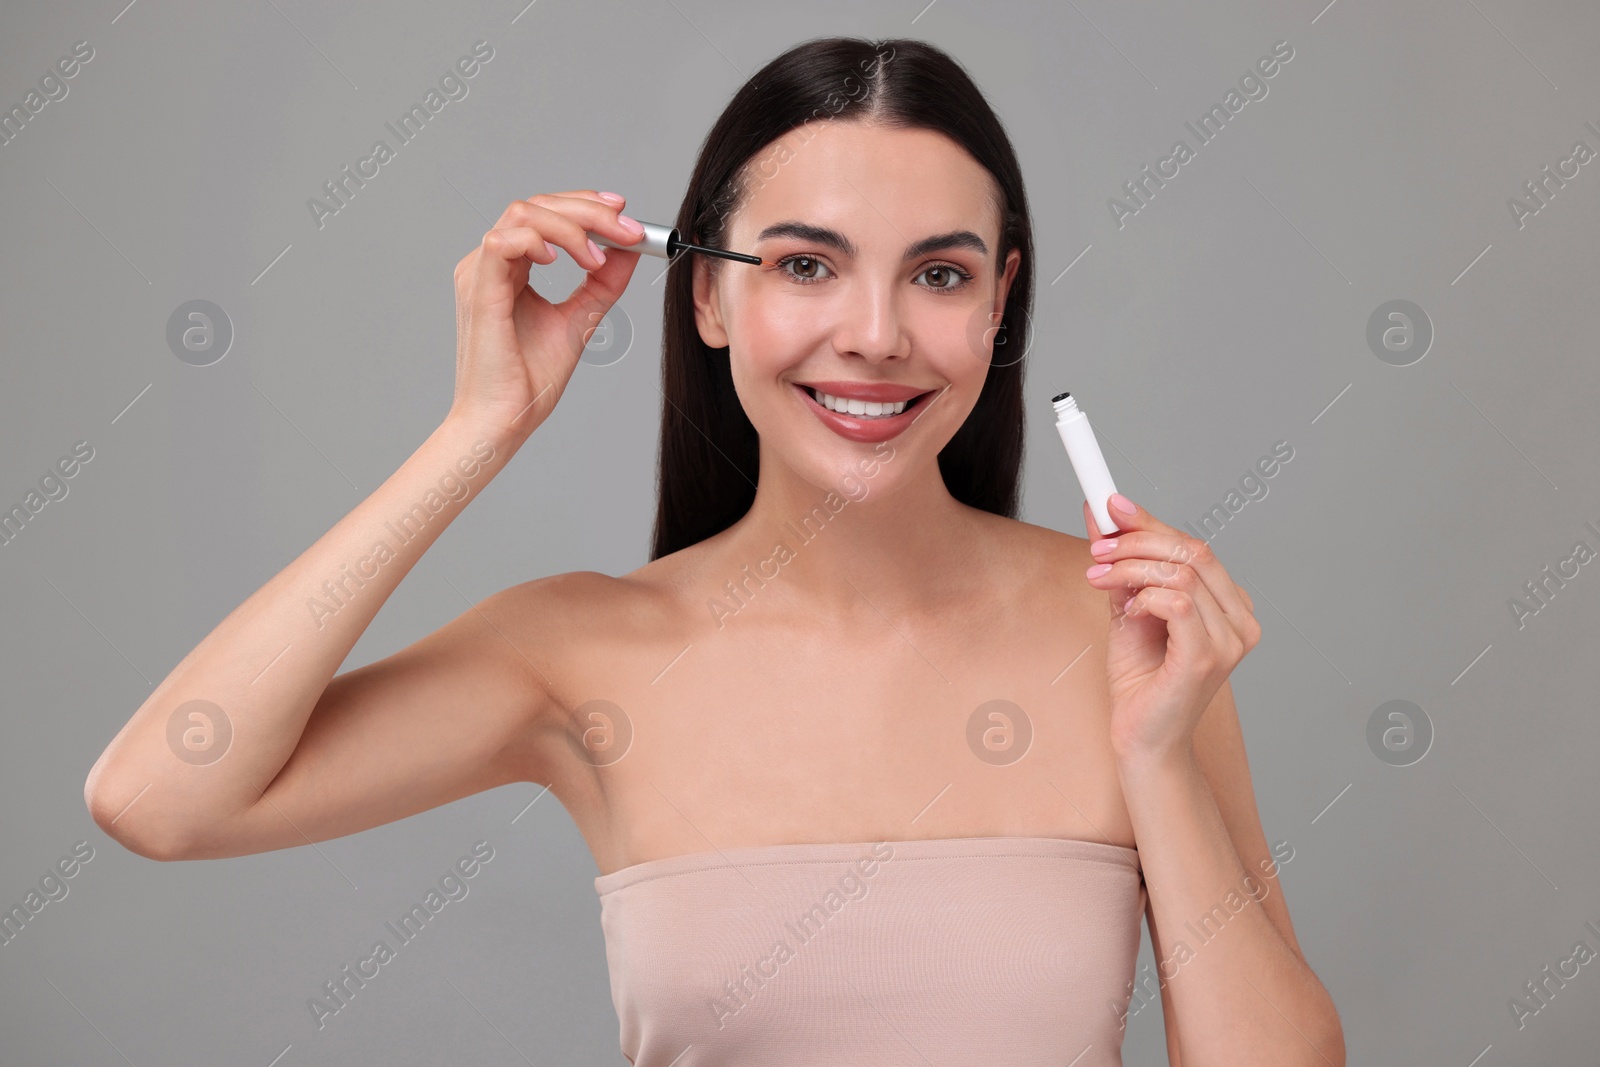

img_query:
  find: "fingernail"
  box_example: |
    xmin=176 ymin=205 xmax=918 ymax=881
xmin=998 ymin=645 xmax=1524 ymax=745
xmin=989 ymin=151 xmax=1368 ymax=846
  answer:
xmin=617 ymin=213 xmax=645 ymax=236
xmin=1086 ymin=563 xmax=1112 ymax=579
xmin=541 ymin=240 xmax=556 ymax=260
xmin=586 ymin=237 xmax=607 ymax=266
xmin=1090 ymin=538 xmax=1117 ymax=555
xmin=1111 ymin=493 xmax=1137 ymax=516
xmin=597 ymin=191 xmax=625 ymax=205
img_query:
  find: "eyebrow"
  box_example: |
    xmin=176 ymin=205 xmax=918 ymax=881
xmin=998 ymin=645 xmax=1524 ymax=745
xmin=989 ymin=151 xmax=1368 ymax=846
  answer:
xmin=753 ymin=221 xmax=989 ymax=261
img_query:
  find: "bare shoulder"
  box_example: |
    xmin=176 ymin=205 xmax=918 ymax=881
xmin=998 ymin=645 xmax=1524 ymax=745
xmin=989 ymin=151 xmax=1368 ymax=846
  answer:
xmin=484 ymin=548 xmax=711 ymax=702
xmin=488 ymin=567 xmax=678 ymax=666
xmin=1024 ymin=515 xmax=1094 ymax=567
xmin=966 ymin=509 xmax=1104 ymax=618
xmin=493 ymin=568 xmax=661 ymax=623
xmin=466 ymin=563 xmax=687 ymax=790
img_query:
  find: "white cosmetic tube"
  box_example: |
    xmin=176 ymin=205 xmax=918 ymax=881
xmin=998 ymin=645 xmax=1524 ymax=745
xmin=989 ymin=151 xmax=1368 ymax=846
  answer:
xmin=1051 ymin=392 xmax=1121 ymax=536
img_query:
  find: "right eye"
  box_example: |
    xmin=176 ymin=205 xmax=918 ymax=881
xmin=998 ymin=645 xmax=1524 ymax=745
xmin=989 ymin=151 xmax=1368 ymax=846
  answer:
xmin=774 ymin=254 xmax=833 ymax=284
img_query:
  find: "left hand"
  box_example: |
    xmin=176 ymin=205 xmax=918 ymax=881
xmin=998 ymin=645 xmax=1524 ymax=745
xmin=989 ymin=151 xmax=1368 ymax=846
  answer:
xmin=1082 ymin=494 xmax=1262 ymax=761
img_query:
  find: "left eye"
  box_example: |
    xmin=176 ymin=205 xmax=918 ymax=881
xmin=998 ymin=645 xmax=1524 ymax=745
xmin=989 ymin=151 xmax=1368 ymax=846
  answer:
xmin=918 ymin=264 xmax=971 ymax=290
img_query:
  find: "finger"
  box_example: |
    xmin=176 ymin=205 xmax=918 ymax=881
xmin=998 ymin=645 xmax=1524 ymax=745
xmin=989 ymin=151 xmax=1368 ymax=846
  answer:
xmin=1083 ymin=499 xmax=1105 ymax=541
xmin=1164 ymin=536 xmax=1251 ymax=623
xmin=555 ymin=189 xmax=644 ymax=245
xmin=1124 ymin=586 xmax=1220 ymax=679
xmin=515 ymin=189 xmax=621 ymax=215
xmin=1091 ymin=526 xmax=1252 ymax=623
xmin=1102 ymin=493 xmax=1171 ymax=540
xmin=510 ymin=194 xmax=646 ymax=266
xmin=540 ymin=189 xmax=620 ymax=204
xmin=470 ymin=225 xmax=561 ymax=313
xmin=501 ymin=199 xmax=609 ymax=271
xmin=1171 ymin=537 xmax=1249 ymax=621
xmin=1098 ymin=555 xmax=1237 ymax=652
xmin=554 ymin=243 xmax=642 ymax=324
xmin=475 ymin=224 xmax=557 ymax=276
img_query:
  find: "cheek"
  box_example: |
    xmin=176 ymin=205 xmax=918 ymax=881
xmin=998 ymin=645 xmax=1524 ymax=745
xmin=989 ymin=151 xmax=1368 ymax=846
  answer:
xmin=922 ymin=305 xmax=992 ymax=386
xmin=727 ymin=289 xmax=824 ymax=382
xmin=742 ymin=282 xmax=822 ymax=334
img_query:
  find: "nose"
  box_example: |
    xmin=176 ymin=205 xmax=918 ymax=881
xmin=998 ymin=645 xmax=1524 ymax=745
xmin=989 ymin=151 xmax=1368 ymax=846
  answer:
xmin=830 ymin=277 xmax=910 ymax=364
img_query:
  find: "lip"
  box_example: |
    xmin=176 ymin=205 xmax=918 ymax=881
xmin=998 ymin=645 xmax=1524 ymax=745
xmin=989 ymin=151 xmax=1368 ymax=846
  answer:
xmin=792 ymin=382 xmax=939 ymax=443
xmin=795 ymin=380 xmax=932 ymax=403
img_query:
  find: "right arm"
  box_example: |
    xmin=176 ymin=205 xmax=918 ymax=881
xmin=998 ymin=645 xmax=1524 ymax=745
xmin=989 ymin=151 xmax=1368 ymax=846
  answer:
xmin=83 ymin=190 xmax=648 ymax=860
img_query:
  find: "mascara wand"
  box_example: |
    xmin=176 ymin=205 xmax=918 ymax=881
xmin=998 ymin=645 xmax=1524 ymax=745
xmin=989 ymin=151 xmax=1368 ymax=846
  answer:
xmin=587 ymin=221 xmax=763 ymax=265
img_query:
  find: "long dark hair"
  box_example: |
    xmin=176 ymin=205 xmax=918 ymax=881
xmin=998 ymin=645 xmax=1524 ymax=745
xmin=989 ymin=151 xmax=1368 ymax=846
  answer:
xmin=650 ymin=36 xmax=1034 ymax=561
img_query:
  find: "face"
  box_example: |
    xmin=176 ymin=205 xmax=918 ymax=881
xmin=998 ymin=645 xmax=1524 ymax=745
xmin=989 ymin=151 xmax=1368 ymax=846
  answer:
xmin=692 ymin=120 xmax=1022 ymax=504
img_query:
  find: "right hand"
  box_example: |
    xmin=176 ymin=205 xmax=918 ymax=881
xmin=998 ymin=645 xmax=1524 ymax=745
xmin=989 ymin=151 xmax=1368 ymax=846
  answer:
xmin=448 ymin=190 xmax=646 ymax=437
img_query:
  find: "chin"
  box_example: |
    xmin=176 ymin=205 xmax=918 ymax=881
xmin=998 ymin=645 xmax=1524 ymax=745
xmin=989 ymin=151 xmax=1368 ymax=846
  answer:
xmin=785 ymin=444 xmax=894 ymax=502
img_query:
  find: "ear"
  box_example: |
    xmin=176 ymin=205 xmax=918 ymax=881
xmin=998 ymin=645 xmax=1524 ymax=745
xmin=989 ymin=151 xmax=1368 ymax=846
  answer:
xmin=993 ymin=246 xmax=1022 ymax=320
xmin=691 ymin=254 xmax=730 ymax=349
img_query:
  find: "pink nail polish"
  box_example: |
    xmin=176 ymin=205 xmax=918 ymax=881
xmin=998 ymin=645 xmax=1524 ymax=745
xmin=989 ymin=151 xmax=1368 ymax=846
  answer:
xmin=1090 ymin=538 xmax=1117 ymax=555
xmin=586 ymin=237 xmax=607 ymax=266
xmin=597 ymin=191 xmax=624 ymax=205
xmin=1111 ymin=493 xmax=1137 ymax=516
xmin=1086 ymin=563 xmax=1112 ymax=579
xmin=617 ymin=213 xmax=645 ymax=236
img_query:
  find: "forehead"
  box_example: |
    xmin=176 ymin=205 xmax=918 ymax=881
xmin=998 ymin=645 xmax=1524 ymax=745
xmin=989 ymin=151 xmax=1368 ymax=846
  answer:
xmin=728 ymin=121 xmax=1000 ymax=246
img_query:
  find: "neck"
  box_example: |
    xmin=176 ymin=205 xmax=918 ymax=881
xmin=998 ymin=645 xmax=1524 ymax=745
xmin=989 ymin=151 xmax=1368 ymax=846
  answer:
xmin=714 ymin=441 xmax=982 ymax=620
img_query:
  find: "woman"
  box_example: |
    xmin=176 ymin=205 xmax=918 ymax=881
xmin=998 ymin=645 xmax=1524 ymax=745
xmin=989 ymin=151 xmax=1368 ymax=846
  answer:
xmin=85 ymin=36 xmax=1343 ymax=1066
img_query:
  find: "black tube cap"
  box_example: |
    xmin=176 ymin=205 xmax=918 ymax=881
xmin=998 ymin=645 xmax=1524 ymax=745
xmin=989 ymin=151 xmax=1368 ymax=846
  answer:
xmin=1051 ymin=391 xmax=1071 ymax=403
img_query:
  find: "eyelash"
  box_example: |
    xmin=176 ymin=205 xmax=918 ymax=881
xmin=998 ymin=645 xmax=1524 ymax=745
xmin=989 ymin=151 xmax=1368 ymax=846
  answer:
xmin=772 ymin=254 xmax=974 ymax=293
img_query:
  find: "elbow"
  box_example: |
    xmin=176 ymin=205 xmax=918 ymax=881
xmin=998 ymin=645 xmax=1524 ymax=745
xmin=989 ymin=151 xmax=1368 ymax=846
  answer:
xmin=84 ymin=766 xmax=192 ymax=863
xmin=1307 ymin=994 xmax=1346 ymax=1067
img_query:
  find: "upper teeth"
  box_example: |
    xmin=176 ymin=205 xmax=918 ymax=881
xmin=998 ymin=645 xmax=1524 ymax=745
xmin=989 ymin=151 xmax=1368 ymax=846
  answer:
xmin=811 ymin=389 xmax=909 ymax=418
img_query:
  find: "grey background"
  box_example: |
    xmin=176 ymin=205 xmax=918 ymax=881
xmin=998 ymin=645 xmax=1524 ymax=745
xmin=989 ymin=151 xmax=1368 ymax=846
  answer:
xmin=2 ymin=0 xmax=1596 ymax=1063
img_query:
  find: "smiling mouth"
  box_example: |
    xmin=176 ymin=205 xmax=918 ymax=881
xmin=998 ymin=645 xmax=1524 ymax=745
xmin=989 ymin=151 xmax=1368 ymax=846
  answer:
xmin=801 ymin=386 xmax=935 ymax=419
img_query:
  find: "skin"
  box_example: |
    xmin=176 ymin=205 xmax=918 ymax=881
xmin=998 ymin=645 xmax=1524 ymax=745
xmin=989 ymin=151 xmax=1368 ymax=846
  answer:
xmin=84 ymin=119 xmax=1343 ymax=1064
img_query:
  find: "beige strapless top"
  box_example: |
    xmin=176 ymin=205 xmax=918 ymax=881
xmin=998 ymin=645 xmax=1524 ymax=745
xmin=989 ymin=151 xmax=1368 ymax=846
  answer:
xmin=593 ymin=834 xmax=1147 ymax=1066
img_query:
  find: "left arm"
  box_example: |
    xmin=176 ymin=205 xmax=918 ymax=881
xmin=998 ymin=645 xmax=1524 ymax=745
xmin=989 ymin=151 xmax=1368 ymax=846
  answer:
xmin=1081 ymin=495 xmax=1344 ymax=1066
xmin=1125 ymin=680 xmax=1342 ymax=1066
